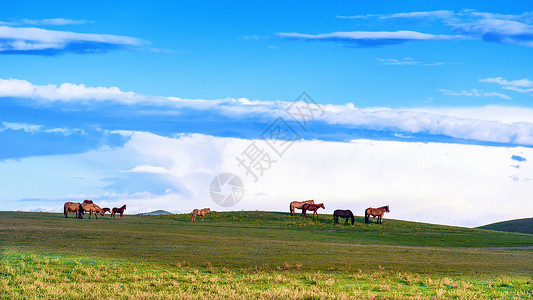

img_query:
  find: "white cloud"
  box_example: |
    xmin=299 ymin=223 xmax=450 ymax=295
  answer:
xmin=0 ymin=25 xmax=142 ymax=54
xmin=439 ymin=88 xmax=511 ymax=100
xmin=20 ymin=18 xmax=93 ymax=26
xmin=384 ymin=10 xmax=455 ymax=19
xmin=480 ymin=77 xmax=533 ymax=96
xmin=336 ymin=10 xmax=454 ymax=20
xmin=0 ymin=78 xmax=136 ymax=102
xmin=322 ymin=10 xmax=533 ymax=48
xmin=2 ymin=78 xmax=533 ymax=146
xmin=278 ymin=31 xmax=467 ymax=47
xmin=3 ymin=131 xmax=533 ymax=227
xmin=376 ymin=57 xmax=447 ymax=66
xmin=2 ymin=121 xmax=42 ymax=132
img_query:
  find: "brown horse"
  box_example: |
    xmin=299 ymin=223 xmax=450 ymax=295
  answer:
xmin=63 ymin=202 xmax=83 ymax=218
xmin=365 ymin=205 xmax=390 ymax=224
xmin=289 ymin=200 xmax=315 ymax=216
xmin=111 ymin=205 xmax=126 ymax=220
xmin=302 ymin=203 xmax=325 ymax=218
xmin=191 ymin=208 xmax=211 ymax=222
xmin=80 ymin=202 xmax=105 ymax=219
xmin=102 ymin=207 xmax=111 ymax=215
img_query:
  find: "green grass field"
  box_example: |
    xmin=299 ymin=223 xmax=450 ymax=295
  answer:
xmin=1 ymin=211 xmax=532 ymax=299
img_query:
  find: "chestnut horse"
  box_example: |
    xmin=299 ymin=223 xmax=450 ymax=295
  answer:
xmin=302 ymin=203 xmax=325 ymax=218
xmin=334 ymin=209 xmax=355 ymax=225
xmin=289 ymin=200 xmax=315 ymax=216
xmin=63 ymin=202 xmax=83 ymax=219
xmin=102 ymin=208 xmax=111 ymax=214
xmin=111 ymin=205 xmax=126 ymax=220
xmin=365 ymin=205 xmax=390 ymax=224
xmin=80 ymin=202 xmax=105 ymax=219
xmin=191 ymin=208 xmax=211 ymax=222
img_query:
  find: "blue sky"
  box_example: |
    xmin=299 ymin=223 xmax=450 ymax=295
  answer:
xmin=1 ymin=1 xmax=532 ymax=226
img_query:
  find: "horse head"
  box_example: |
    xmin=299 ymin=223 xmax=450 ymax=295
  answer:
xmin=319 ymin=203 xmax=325 ymax=209
xmin=385 ymin=205 xmax=390 ymax=212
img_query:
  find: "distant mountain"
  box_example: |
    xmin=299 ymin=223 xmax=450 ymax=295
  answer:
xmin=138 ymin=210 xmax=173 ymax=216
xmin=478 ymin=218 xmax=533 ymax=235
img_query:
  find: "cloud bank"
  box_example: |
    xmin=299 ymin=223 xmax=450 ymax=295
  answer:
xmin=2 ymin=78 xmax=533 ymax=148
xmin=3 ymin=132 xmax=532 ymax=227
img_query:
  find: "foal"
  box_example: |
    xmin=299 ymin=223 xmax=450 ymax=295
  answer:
xmin=111 ymin=205 xmax=126 ymax=220
xmin=302 ymin=203 xmax=325 ymax=218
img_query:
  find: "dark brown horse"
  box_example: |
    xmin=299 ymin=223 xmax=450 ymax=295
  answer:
xmin=333 ymin=209 xmax=354 ymax=225
xmin=102 ymin=207 xmax=111 ymax=214
xmin=111 ymin=205 xmax=126 ymax=220
xmin=63 ymin=202 xmax=83 ymax=218
xmin=365 ymin=205 xmax=390 ymax=224
xmin=289 ymin=200 xmax=314 ymax=216
xmin=302 ymin=203 xmax=325 ymax=218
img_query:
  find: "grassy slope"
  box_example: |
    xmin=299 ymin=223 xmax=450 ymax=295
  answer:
xmin=478 ymin=218 xmax=533 ymax=235
xmin=1 ymin=211 xmax=532 ymax=299
xmin=0 ymin=211 xmax=532 ymax=275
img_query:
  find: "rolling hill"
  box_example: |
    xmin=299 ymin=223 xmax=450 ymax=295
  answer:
xmin=478 ymin=217 xmax=533 ymax=234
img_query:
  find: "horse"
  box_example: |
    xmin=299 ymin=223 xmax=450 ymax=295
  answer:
xmin=333 ymin=209 xmax=354 ymax=225
xmin=80 ymin=202 xmax=105 ymax=219
xmin=302 ymin=203 xmax=325 ymax=218
xmin=83 ymin=199 xmax=93 ymax=204
xmin=63 ymin=202 xmax=83 ymax=219
xmin=102 ymin=207 xmax=111 ymax=215
xmin=111 ymin=205 xmax=126 ymax=220
xmin=289 ymin=200 xmax=315 ymax=216
xmin=191 ymin=208 xmax=211 ymax=222
xmin=365 ymin=205 xmax=390 ymax=224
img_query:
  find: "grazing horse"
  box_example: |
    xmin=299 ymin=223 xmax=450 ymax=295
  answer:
xmin=80 ymin=202 xmax=105 ymax=219
xmin=302 ymin=203 xmax=325 ymax=218
xmin=191 ymin=208 xmax=211 ymax=222
xmin=333 ymin=209 xmax=355 ymax=225
xmin=83 ymin=199 xmax=94 ymax=204
xmin=63 ymin=202 xmax=83 ymax=219
xmin=289 ymin=200 xmax=315 ymax=216
xmin=365 ymin=205 xmax=390 ymax=224
xmin=102 ymin=208 xmax=111 ymax=215
xmin=111 ymin=205 xmax=127 ymax=220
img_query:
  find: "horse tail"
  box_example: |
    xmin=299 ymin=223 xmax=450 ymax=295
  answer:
xmin=350 ymin=215 xmax=355 ymax=225
xmin=63 ymin=204 xmax=67 ymax=218
xmin=364 ymin=209 xmax=369 ymax=223
xmin=333 ymin=213 xmax=338 ymax=224
xmin=289 ymin=203 xmax=293 ymax=216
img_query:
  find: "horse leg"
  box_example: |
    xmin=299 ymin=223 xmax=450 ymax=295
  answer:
xmin=120 ymin=213 xmax=123 ymax=220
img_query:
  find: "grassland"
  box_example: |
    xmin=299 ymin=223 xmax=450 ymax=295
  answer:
xmin=1 ymin=211 xmax=532 ymax=299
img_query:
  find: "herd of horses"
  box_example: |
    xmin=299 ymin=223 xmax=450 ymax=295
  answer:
xmin=290 ymin=200 xmax=390 ymax=225
xmin=64 ymin=199 xmax=388 ymax=225
xmin=63 ymin=200 xmax=126 ymax=220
